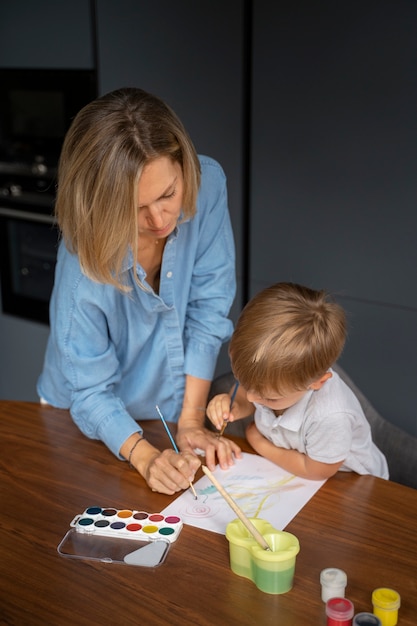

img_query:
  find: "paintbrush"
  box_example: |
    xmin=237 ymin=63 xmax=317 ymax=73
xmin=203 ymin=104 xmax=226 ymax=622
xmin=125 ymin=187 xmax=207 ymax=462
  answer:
xmin=217 ymin=381 xmax=239 ymax=438
xmin=155 ymin=405 xmax=198 ymax=499
xmin=201 ymin=464 xmax=271 ymax=550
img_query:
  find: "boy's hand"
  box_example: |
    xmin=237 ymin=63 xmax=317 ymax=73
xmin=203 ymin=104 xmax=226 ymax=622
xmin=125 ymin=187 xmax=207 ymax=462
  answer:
xmin=206 ymin=393 xmax=237 ymax=431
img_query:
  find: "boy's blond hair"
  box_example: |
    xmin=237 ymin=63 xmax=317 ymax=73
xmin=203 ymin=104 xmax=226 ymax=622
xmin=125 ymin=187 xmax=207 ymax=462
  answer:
xmin=55 ymin=87 xmax=201 ymax=291
xmin=229 ymin=282 xmax=346 ymax=396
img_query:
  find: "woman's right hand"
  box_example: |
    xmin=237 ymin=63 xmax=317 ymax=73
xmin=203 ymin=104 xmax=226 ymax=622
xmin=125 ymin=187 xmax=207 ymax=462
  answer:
xmin=132 ymin=438 xmax=201 ymax=495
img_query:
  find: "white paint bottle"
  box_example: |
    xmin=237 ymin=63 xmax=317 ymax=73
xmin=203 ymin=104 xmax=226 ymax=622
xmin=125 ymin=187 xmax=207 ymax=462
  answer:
xmin=320 ymin=568 xmax=348 ymax=602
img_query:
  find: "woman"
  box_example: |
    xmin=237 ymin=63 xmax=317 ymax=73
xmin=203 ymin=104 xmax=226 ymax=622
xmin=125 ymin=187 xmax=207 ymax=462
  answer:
xmin=37 ymin=87 xmax=241 ymax=494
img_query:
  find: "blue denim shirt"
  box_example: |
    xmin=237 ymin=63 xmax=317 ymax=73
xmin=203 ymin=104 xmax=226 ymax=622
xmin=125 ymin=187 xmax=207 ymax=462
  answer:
xmin=37 ymin=156 xmax=236 ymax=457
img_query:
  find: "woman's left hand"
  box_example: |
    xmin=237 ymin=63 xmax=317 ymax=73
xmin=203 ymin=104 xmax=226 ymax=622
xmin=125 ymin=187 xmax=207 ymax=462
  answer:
xmin=176 ymin=421 xmax=242 ymax=471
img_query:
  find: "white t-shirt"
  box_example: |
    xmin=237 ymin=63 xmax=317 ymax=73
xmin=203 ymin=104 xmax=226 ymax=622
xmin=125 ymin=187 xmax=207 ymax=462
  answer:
xmin=254 ymin=368 xmax=389 ymax=479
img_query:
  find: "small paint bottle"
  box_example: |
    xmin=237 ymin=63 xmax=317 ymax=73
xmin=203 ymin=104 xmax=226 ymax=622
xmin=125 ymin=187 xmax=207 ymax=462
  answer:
xmin=320 ymin=568 xmax=347 ymax=602
xmin=353 ymin=613 xmax=382 ymax=626
xmin=326 ymin=597 xmax=354 ymax=626
xmin=371 ymin=588 xmax=401 ymax=626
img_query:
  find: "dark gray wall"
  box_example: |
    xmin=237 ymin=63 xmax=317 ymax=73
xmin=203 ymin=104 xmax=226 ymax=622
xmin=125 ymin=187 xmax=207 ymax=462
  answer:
xmin=250 ymin=1 xmax=417 ymax=436
xmin=0 ymin=0 xmax=94 ymax=68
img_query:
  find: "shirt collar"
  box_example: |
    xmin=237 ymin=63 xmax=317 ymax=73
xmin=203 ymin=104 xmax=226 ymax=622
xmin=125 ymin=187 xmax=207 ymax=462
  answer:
xmin=121 ymin=223 xmax=180 ymax=273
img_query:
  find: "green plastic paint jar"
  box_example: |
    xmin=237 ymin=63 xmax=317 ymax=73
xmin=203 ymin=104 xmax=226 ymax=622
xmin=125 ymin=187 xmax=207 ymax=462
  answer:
xmin=226 ymin=518 xmax=300 ymax=594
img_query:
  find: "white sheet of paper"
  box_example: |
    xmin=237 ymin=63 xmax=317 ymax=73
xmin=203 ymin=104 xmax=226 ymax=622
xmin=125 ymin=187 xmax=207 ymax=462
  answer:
xmin=161 ymin=452 xmax=326 ymax=535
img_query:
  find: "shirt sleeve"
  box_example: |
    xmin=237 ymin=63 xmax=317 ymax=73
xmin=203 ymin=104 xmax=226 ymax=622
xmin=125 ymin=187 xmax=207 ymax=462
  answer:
xmin=304 ymin=412 xmax=354 ymax=464
xmin=183 ymin=157 xmax=236 ymax=380
xmin=62 ymin=294 xmax=144 ymax=458
xmin=37 ymin=244 xmax=144 ymax=459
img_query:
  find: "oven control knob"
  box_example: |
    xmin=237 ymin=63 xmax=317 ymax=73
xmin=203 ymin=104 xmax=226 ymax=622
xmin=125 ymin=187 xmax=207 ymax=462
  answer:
xmin=10 ymin=184 xmax=23 ymax=196
xmin=32 ymin=155 xmax=48 ymax=175
xmin=32 ymin=162 xmax=48 ymax=175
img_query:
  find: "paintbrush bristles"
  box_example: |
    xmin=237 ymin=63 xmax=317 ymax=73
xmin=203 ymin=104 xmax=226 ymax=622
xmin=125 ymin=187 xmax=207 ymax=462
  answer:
xmin=218 ymin=422 xmax=228 ymax=438
xmin=189 ymin=482 xmax=198 ymax=500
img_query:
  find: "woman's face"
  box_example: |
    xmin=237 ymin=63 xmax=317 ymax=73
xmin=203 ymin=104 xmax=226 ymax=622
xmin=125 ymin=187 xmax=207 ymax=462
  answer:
xmin=137 ymin=156 xmax=184 ymax=241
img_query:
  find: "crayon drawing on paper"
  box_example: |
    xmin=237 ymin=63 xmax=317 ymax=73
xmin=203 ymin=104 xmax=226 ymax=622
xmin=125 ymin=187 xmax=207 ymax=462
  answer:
xmin=161 ymin=452 xmax=326 ymax=535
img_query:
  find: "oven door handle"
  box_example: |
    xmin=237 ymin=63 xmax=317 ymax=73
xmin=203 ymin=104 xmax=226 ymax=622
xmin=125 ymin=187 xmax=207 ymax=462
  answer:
xmin=0 ymin=206 xmax=56 ymax=225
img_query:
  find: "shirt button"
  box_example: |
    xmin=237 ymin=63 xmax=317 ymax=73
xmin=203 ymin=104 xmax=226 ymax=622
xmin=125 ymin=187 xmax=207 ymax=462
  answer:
xmin=166 ymin=271 xmax=173 ymax=278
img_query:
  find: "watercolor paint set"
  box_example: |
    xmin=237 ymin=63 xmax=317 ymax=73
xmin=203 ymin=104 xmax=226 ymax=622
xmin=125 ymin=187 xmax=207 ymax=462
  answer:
xmin=57 ymin=506 xmax=183 ymax=568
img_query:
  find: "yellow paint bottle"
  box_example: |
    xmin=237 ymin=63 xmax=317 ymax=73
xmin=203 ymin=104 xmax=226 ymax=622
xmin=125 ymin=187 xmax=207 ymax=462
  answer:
xmin=371 ymin=588 xmax=400 ymax=626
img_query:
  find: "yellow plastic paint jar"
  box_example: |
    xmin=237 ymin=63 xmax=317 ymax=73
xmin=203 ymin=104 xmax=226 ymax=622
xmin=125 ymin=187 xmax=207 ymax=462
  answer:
xmin=371 ymin=588 xmax=400 ymax=626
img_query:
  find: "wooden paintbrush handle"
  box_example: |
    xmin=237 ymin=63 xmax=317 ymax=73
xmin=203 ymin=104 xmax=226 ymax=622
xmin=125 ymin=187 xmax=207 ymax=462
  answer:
xmin=201 ymin=465 xmax=270 ymax=550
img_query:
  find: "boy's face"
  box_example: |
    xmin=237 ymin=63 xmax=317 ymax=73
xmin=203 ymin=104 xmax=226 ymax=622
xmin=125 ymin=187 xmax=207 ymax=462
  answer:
xmin=245 ymin=387 xmax=308 ymax=413
xmin=244 ymin=371 xmax=332 ymax=413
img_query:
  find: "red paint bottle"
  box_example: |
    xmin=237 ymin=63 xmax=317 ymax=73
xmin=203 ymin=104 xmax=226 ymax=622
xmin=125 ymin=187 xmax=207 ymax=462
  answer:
xmin=326 ymin=597 xmax=355 ymax=626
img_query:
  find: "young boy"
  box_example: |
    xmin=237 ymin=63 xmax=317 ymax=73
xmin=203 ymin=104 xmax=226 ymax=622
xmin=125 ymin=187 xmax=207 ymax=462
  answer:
xmin=207 ymin=282 xmax=388 ymax=481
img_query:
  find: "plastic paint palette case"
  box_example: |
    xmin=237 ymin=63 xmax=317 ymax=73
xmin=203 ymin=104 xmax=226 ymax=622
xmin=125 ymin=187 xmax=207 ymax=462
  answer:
xmin=72 ymin=507 xmax=183 ymax=541
xmin=57 ymin=507 xmax=183 ymax=568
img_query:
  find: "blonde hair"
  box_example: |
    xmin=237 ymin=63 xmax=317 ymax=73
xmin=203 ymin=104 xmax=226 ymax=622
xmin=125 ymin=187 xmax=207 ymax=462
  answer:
xmin=230 ymin=282 xmax=346 ymax=395
xmin=55 ymin=87 xmax=201 ymax=291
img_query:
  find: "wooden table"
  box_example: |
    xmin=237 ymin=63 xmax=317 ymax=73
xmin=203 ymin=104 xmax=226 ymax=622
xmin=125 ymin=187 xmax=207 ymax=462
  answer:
xmin=1 ymin=401 xmax=416 ymax=625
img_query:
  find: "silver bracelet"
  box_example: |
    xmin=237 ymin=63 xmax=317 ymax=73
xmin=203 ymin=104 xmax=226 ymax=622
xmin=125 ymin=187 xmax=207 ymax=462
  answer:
xmin=128 ymin=436 xmax=145 ymax=468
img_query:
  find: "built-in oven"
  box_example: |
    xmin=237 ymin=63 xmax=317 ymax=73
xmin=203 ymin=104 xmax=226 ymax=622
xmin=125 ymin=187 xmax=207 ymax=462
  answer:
xmin=0 ymin=67 xmax=97 ymax=324
xmin=0 ymin=162 xmax=59 ymax=324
